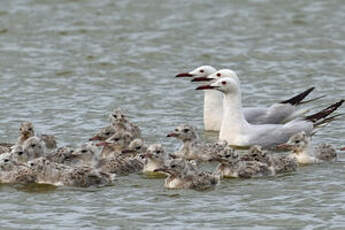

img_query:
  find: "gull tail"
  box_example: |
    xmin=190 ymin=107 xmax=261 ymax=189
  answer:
xmin=313 ymin=113 xmax=345 ymax=128
xmin=280 ymin=87 xmax=315 ymax=105
xmin=305 ymin=100 xmax=344 ymax=124
xmin=298 ymin=95 xmax=327 ymax=105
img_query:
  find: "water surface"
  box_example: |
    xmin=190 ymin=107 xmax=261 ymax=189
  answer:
xmin=1 ymin=0 xmax=345 ymax=229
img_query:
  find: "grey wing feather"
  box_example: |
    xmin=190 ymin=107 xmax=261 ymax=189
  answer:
xmin=250 ymin=120 xmax=314 ymax=148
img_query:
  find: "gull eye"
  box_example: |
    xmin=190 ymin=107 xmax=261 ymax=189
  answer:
xmin=183 ymin=129 xmax=189 ymax=133
xmin=81 ymin=149 xmax=87 ymax=153
xmin=31 ymin=144 xmax=36 ymax=148
xmin=4 ymin=159 xmax=9 ymax=163
xmin=105 ymin=132 xmax=110 ymax=136
xmin=156 ymin=150 xmax=161 ymax=154
xmin=221 ymin=81 xmax=226 ymax=85
xmin=217 ymin=73 xmax=221 ymax=77
xmin=18 ymin=151 xmax=24 ymax=156
xmin=114 ymin=138 xmax=120 ymax=142
xmin=30 ymin=163 xmax=35 ymax=167
xmin=200 ymin=69 xmax=204 ymax=73
xmin=174 ymin=129 xmax=178 ymax=132
xmin=136 ymin=146 xmax=141 ymax=150
xmin=113 ymin=114 xmax=117 ymax=119
xmin=295 ymin=140 xmax=300 ymax=144
xmin=28 ymin=128 xmax=32 ymax=131
xmin=225 ymin=154 xmax=231 ymax=158
xmin=171 ymin=164 xmax=176 ymax=168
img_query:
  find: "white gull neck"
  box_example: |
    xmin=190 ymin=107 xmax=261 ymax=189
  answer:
xmin=204 ymin=90 xmax=223 ymax=131
xmin=219 ymin=89 xmax=250 ymax=145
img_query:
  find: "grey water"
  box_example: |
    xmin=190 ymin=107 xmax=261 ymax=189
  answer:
xmin=0 ymin=0 xmax=345 ymax=229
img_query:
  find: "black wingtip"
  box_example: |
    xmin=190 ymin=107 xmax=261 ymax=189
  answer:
xmin=306 ymin=99 xmax=345 ymax=123
xmin=280 ymin=87 xmax=315 ymax=105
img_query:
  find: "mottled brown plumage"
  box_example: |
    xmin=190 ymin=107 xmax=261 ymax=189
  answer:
xmin=89 ymin=125 xmax=116 ymax=142
xmin=154 ymin=159 xmax=219 ymax=190
xmin=110 ymin=108 xmax=141 ymax=139
xmin=168 ymin=124 xmax=228 ymax=161
xmin=27 ymin=157 xmax=113 ymax=187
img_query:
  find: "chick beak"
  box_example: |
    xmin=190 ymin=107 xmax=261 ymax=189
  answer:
xmin=167 ymin=132 xmax=178 ymax=138
xmin=95 ymin=142 xmax=109 ymax=147
xmin=89 ymin=136 xmax=101 ymax=141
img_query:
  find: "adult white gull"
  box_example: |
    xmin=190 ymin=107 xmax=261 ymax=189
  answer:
xmin=177 ymin=66 xmax=320 ymax=131
xmin=196 ymin=70 xmax=344 ymax=148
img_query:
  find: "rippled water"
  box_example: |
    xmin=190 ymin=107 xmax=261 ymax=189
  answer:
xmin=1 ymin=0 xmax=345 ymax=229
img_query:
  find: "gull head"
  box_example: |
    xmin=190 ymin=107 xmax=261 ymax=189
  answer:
xmin=121 ymin=138 xmax=147 ymax=155
xmin=205 ymin=69 xmax=240 ymax=84
xmin=23 ymin=136 xmax=46 ymax=159
xmin=167 ymin=124 xmax=199 ymax=142
xmin=96 ymin=131 xmax=133 ymax=149
xmin=279 ymin=132 xmax=310 ymax=154
xmin=214 ymin=146 xmax=239 ymax=164
xmin=110 ymin=108 xmax=127 ymax=125
xmin=19 ymin=121 xmax=35 ymax=138
xmin=143 ymin=144 xmax=165 ymax=160
xmin=0 ymin=157 xmax=17 ymax=171
xmin=11 ymin=145 xmax=30 ymax=163
xmin=27 ymin=157 xmax=51 ymax=172
xmin=154 ymin=158 xmax=187 ymax=176
xmin=176 ymin=65 xmax=216 ymax=78
xmin=89 ymin=126 xmax=116 ymax=142
xmin=73 ymin=143 xmax=100 ymax=162
xmin=196 ymin=76 xmax=240 ymax=95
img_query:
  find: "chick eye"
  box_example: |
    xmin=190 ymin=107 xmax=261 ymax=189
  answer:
xmin=114 ymin=138 xmax=120 ymax=141
xmin=18 ymin=151 xmax=24 ymax=156
xmin=156 ymin=151 xmax=161 ymax=154
xmin=200 ymin=69 xmax=204 ymax=73
xmin=295 ymin=140 xmax=300 ymax=144
xmin=136 ymin=146 xmax=141 ymax=150
xmin=105 ymin=132 xmax=110 ymax=136
xmin=171 ymin=165 xmax=176 ymax=168
xmin=30 ymin=163 xmax=34 ymax=167
xmin=81 ymin=149 xmax=87 ymax=153
xmin=183 ymin=129 xmax=189 ymax=133
xmin=217 ymin=73 xmax=221 ymax=77
xmin=31 ymin=144 xmax=36 ymax=147
xmin=221 ymin=81 xmax=227 ymax=85
xmin=28 ymin=128 xmax=33 ymax=131
xmin=4 ymin=159 xmax=9 ymax=162
xmin=113 ymin=115 xmax=117 ymax=119
xmin=174 ymin=129 xmax=178 ymax=132
xmin=225 ymin=154 xmax=230 ymax=158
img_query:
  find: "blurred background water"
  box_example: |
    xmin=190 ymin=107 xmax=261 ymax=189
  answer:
xmin=0 ymin=0 xmax=345 ymax=229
